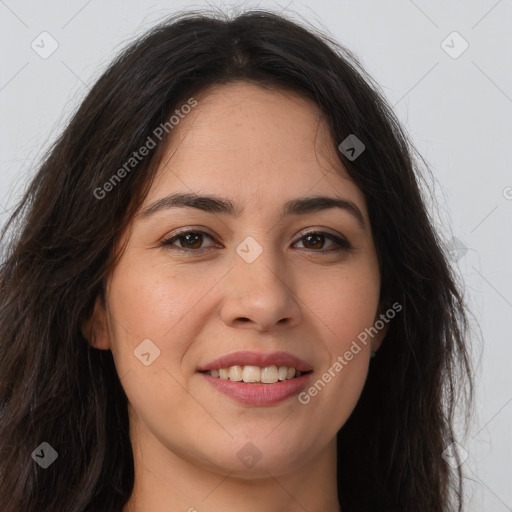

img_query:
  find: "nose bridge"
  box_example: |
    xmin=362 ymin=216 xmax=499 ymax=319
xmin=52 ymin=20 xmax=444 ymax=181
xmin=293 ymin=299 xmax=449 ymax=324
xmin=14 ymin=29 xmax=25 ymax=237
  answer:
xmin=238 ymin=236 xmax=281 ymax=285
xmin=220 ymin=233 xmax=302 ymax=330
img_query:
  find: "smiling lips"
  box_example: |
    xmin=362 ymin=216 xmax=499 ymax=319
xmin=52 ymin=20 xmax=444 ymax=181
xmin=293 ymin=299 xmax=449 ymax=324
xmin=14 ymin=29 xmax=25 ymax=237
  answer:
xmin=198 ymin=350 xmax=313 ymax=406
xmin=208 ymin=364 xmax=300 ymax=384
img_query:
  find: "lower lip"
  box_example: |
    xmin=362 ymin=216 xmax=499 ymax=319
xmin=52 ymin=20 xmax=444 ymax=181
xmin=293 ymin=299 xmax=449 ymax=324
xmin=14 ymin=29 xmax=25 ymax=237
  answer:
xmin=200 ymin=372 xmax=312 ymax=406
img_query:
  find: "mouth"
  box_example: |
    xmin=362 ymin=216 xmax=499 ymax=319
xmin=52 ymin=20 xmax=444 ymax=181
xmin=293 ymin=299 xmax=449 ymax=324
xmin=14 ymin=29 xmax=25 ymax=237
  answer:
xmin=197 ymin=351 xmax=313 ymax=406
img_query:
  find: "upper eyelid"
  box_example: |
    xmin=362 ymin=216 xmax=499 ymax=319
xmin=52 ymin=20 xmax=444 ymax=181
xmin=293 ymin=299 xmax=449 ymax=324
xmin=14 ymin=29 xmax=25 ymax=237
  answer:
xmin=164 ymin=226 xmax=344 ymax=240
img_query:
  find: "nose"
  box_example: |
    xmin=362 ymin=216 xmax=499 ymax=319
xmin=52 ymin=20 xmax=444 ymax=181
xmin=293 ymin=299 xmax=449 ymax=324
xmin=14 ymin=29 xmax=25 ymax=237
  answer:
xmin=219 ymin=243 xmax=302 ymax=332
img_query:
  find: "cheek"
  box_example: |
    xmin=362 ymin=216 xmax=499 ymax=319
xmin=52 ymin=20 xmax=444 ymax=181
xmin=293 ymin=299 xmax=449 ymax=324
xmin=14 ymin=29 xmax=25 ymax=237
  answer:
xmin=313 ymin=260 xmax=380 ymax=352
xmin=297 ymin=260 xmax=379 ymax=423
xmin=331 ymin=284 xmax=380 ymax=349
xmin=105 ymin=257 xmax=225 ymax=376
xmin=104 ymin=261 xmax=208 ymax=432
xmin=105 ymin=257 xmax=198 ymax=338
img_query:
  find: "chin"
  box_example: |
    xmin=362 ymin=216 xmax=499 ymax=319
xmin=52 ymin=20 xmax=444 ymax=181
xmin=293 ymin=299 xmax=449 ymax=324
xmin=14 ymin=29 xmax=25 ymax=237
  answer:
xmin=189 ymin=431 xmax=314 ymax=476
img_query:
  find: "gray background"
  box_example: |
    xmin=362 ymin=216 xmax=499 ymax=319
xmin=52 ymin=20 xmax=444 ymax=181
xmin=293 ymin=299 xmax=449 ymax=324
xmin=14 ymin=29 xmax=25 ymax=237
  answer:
xmin=1 ymin=1 xmax=511 ymax=509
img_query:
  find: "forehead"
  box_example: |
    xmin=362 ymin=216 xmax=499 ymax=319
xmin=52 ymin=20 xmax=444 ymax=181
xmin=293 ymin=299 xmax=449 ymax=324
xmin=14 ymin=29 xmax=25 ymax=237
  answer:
xmin=145 ymin=82 xmax=366 ymax=215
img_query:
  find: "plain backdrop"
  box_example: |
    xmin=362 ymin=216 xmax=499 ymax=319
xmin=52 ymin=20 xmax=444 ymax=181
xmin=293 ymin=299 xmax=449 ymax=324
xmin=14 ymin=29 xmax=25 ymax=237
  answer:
xmin=1 ymin=1 xmax=511 ymax=510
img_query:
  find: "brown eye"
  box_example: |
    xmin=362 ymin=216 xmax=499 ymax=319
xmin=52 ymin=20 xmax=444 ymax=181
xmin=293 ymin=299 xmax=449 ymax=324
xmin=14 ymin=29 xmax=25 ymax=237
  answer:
xmin=301 ymin=233 xmax=326 ymax=250
xmin=177 ymin=232 xmax=204 ymax=249
xmin=162 ymin=230 xmax=216 ymax=251
xmin=294 ymin=231 xmax=351 ymax=253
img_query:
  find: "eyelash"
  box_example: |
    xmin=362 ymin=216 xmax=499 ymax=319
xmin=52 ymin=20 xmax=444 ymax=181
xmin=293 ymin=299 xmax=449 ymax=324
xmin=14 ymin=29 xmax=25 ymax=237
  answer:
xmin=161 ymin=229 xmax=352 ymax=254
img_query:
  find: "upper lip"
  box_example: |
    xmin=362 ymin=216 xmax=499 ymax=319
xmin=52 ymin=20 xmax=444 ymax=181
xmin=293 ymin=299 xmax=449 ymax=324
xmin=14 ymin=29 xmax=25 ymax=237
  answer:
xmin=198 ymin=350 xmax=313 ymax=372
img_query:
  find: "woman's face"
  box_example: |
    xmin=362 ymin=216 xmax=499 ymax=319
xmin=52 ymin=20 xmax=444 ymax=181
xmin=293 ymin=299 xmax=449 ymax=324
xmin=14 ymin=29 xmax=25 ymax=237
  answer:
xmin=87 ymin=82 xmax=385 ymax=478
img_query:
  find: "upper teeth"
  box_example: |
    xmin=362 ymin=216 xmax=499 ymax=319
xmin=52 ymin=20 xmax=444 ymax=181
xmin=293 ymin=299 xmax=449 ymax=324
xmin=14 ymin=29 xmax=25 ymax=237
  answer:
xmin=208 ymin=365 xmax=301 ymax=384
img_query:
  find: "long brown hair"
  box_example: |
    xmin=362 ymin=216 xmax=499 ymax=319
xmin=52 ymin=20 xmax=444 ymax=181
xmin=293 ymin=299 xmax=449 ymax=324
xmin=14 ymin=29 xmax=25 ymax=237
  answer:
xmin=0 ymin=9 xmax=474 ymax=511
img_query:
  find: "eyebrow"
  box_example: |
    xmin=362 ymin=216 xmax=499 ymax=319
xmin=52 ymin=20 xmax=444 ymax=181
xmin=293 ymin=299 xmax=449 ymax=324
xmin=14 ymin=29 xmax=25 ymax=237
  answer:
xmin=139 ymin=192 xmax=365 ymax=229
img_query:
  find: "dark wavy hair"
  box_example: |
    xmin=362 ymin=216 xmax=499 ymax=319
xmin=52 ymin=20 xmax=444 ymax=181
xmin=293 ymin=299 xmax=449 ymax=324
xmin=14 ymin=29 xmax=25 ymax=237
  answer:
xmin=0 ymin=8 xmax=474 ymax=512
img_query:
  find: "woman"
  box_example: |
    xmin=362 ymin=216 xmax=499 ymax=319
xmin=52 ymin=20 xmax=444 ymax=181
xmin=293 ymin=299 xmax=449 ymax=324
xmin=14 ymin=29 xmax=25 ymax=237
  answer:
xmin=0 ymin=9 xmax=474 ymax=512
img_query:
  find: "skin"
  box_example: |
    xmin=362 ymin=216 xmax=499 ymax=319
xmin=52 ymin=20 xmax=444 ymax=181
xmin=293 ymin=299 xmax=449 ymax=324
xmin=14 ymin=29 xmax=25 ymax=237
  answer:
xmin=83 ymin=82 xmax=387 ymax=512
